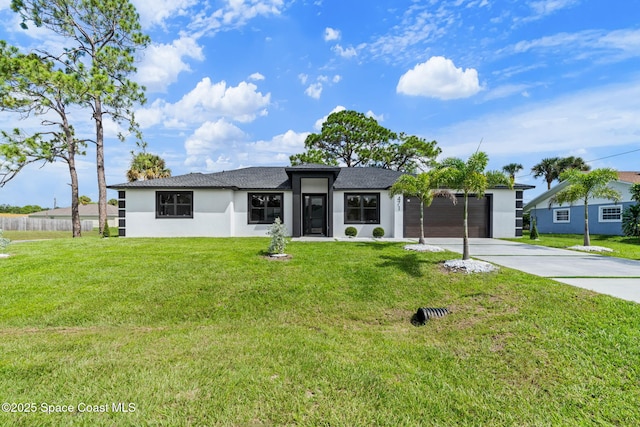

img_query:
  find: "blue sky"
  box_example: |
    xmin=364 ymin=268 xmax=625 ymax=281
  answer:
xmin=1 ymin=0 xmax=640 ymax=208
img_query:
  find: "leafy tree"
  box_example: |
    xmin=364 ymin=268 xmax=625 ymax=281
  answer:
xmin=622 ymin=205 xmax=640 ymax=241
xmin=502 ymin=162 xmax=523 ymax=185
xmin=0 ymin=204 xmax=46 ymax=214
xmin=532 ymin=156 xmax=591 ymax=190
xmin=389 ymin=169 xmax=455 ymax=245
xmin=289 ymin=149 xmax=339 ymax=167
xmin=108 ymin=199 xmax=118 ymax=206
xmin=622 ymin=183 xmax=640 ymax=241
xmin=12 ymin=0 xmax=150 ymax=236
xmin=557 ymin=156 xmax=591 ymax=175
xmin=292 ymin=110 xmax=395 ymax=167
xmin=629 ymin=182 xmax=640 ymax=203
xmin=0 ymin=229 xmax=10 ymax=253
xmin=0 ymin=41 xmax=87 ymax=237
xmin=126 ymin=146 xmax=171 ymax=182
xmin=531 ymin=157 xmax=560 ymax=190
xmin=550 ymin=168 xmax=621 ymax=246
xmin=440 ymin=152 xmax=510 ymax=260
xmin=290 ymin=110 xmax=440 ymax=172
xmin=78 ymin=195 xmax=91 ymax=205
xmin=371 ymin=133 xmax=441 ymax=173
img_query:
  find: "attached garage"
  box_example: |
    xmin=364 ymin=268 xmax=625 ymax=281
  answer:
xmin=403 ymin=194 xmax=491 ymax=238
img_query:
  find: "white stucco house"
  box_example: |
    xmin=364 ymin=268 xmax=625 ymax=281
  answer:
xmin=109 ymin=165 xmax=532 ymax=239
xmin=524 ymin=171 xmax=640 ymax=236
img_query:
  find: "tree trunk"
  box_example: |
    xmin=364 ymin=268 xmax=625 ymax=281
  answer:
xmin=419 ymin=199 xmax=425 ymax=245
xmin=63 ymin=118 xmax=81 ymax=238
xmin=463 ymin=192 xmax=470 ymax=260
xmin=94 ymin=97 xmax=107 ymax=236
xmin=584 ymin=199 xmax=590 ymax=246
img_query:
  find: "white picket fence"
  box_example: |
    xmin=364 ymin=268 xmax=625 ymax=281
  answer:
xmin=0 ymin=217 xmax=94 ymax=232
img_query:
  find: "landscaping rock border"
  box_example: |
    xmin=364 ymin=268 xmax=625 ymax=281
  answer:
xmin=443 ymin=259 xmax=499 ymax=273
xmin=567 ymin=245 xmax=613 ymax=253
xmin=404 ymin=244 xmax=444 ymax=252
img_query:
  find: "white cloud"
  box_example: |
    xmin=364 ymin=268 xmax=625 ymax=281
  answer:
xmin=324 ymin=27 xmax=341 ymax=41
xmin=332 ymin=75 xmax=342 ymax=83
xmin=365 ymin=4 xmax=452 ymax=62
xmin=249 ymin=72 xmax=265 ymax=81
xmin=483 ymin=84 xmax=534 ymax=101
xmin=251 ymin=129 xmax=308 ymax=152
xmin=435 ymin=79 xmax=640 ymax=159
xmin=508 ymin=29 xmax=640 ymax=62
xmin=305 ymin=83 xmax=323 ymax=99
xmin=136 ymin=35 xmax=204 ymax=92
xmin=332 ymin=44 xmax=357 ymax=58
xmin=397 ymin=56 xmax=482 ymax=100
xmin=189 ymin=0 xmax=285 ymax=36
xmin=131 ymin=0 xmax=196 ymax=29
xmin=184 ymin=119 xmax=246 ymax=166
xmin=365 ymin=110 xmax=384 ymax=122
xmin=139 ymin=77 xmax=271 ymax=128
xmin=240 ymin=130 xmax=309 ymax=166
xmin=298 ymin=73 xmax=309 ymax=85
xmin=529 ymin=0 xmax=579 ymax=16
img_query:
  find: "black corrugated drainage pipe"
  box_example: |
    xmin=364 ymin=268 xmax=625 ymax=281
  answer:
xmin=412 ymin=307 xmax=449 ymax=326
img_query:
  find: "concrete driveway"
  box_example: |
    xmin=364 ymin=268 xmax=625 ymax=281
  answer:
xmin=424 ymin=238 xmax=640 ymax=304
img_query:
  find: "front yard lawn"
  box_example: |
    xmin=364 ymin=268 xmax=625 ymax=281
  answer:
xmin=1 ymin=237 xmax=639 ymax=425
xmin=506 ymin=232 xmax=640 ymax=260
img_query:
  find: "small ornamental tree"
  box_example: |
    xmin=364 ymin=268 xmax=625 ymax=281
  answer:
xmin=268 ymin=217 xmax=289 ymax=255
xmin=0 ymin=229 xmax=10 ymax=253
xmin=530 ymin=217 xmax=540 ymax=240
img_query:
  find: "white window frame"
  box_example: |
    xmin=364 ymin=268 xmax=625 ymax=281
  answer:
xmin=553 ymin=208 xmax=570 ymax=223
xmin=599 ymin=205 xmax=622 ymax=223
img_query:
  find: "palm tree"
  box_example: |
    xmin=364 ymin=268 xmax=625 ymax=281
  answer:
xmin=389 ymin=169 xmax=455 ymax=244
xmin=126 ymin=152 xmax=171 ymax=182
xmin=557 ymin=156 xmax=591 ymax=176
xmin=550 ymin=168 xmax=620 ymax=246
xmin=531 ymin=157 xmax=560 ymax=190
xmin=502 ymin=163 xmax=523 ymax=185
xmin=440 ymin=152 xmax=511 ymax=260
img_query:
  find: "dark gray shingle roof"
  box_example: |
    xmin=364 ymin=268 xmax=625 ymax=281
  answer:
xmin=334 ymin=167 xmax=404 ymax=189
xmin=110 ymin=166 xmax=403 ymax=190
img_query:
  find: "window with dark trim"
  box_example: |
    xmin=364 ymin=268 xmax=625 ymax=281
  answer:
xmin=248 ymin=193 xmax=283 ymax=224
xmin=156 ymin=191 xmax=193 ymax=218
xmin=345 ymin=193 xmax=380 ymax=224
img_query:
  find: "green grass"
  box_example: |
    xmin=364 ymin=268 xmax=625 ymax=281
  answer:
xmin=1 ymin=238 xmax=639 ymax=425
xmin=3 ymin=229 xmax=107 ymax=241
xmin=506 ymin=231 xmax=640 ymax=260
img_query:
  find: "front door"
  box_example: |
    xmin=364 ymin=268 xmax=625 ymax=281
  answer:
xmin=303 ymin=194 xmax=326 ymax=236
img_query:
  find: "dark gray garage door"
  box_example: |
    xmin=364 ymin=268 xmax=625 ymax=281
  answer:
xmin=403 ymin=194 xmax=491 ymax=238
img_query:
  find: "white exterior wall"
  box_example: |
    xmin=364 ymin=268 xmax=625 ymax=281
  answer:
xmin=232 ymin=191 xmax=293 ymax=237
xmin=333 ymin=190 xmax=397 ymax=238
xmin=124 ymin=188 xmax=234 ymax=237
xmin=301 ymin=178 xmax=329 ymax=193
xmin=491 ymin=189 xmax=516 ymax=238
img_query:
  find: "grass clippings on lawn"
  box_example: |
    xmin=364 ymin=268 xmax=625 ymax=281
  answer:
xmin=1 ymin=237 xmax=639 ymax=426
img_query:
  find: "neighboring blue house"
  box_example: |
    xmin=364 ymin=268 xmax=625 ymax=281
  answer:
xmin=524 ymin=171 xmax=640 ymax=236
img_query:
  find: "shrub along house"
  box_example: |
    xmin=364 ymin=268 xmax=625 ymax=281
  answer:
xmin=524 ymin=171 xmax=640 ymax=236
xmin=109 ymin=165 xmax=532 ymax=238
